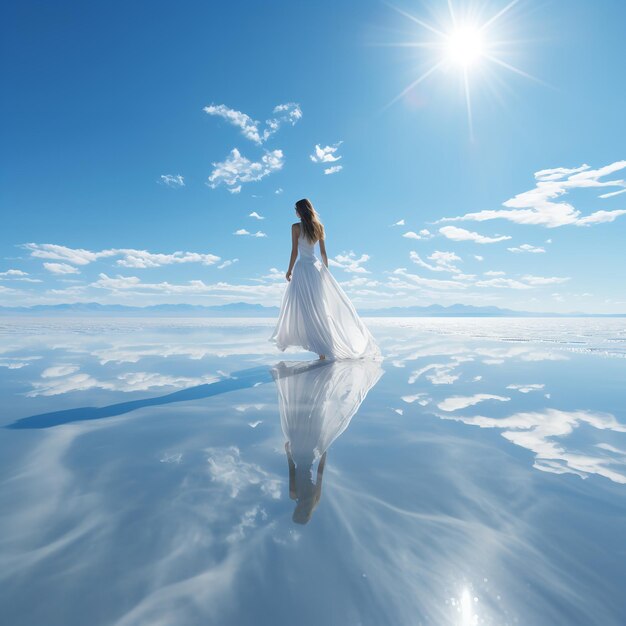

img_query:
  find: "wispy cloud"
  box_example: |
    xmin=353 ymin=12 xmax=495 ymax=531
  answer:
xmin=391 ymin=219 xmax=405 ymax=227
xmin=218 ymin=259 xmax=239 ymax=270
xmin=437 ymin=394 xmax=510 ymax=412
xmin=409 ymin=250 xmax=461 ymax=273
xmin=507 ymin=244 xmax=545 ymax=253
xmin=0 ymin=269 xmax=42 ymax=282
xmin=159 ymin=174 xmax=185 ymax=188
xmin=521 ymin=274 xmax=570 ymax=286
xmin=43 ymin=262 xmax=81 ymax=275
xmin=25 ymin=244 xmax=221 ymax=269
xmin=439 ymin=161 xmax=626 ymax=228
xmin=439 ymin=226 xmax=511 ymax=244
xmin=208 ymin=148 xmax=283 ymax=191
xmin=324 ymin=165 xmax=343 ymax=175
xmin=249 ymin=212 xmax=264 ymax=220
xmin=203 ymin=102 xmax=302 ymax=145
xmin=91 ymin=273 xmax=285 ymax=304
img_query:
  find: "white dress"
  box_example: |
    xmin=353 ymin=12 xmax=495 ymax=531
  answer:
xmin=270 ymin=228 xmax=381 ymax=359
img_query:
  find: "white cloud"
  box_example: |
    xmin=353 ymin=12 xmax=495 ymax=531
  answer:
xmin=41 ymin=365 xmax=80 ymax=378
xmin=439 ymin=226 xmax=511 ymax=244
xmin=90 ymin=274 xmax=284 ymax=303
xmin=26 ymin=244 xmax=221 ymax=269
xmin=474 ymin=255 xmax=484 ymax=261
xmin=0 ymin=269 xmax=42 ymax=283
xmin=392 ymin=268 xmax=466 ymax=291
xmin=310 ymin=142 xmax=343 ymax=163
xmin=391 ymin=219 xmax=405 ymax=226
xmin=228 ymin=185 xmax=242 ymax=194
xmin=159 ymin=174 xmax=185 ymax=188
xmin=329 ymin=251 xmax=371 ymax=274
xmin=249 ymin=212 xmax=265 ymax=220
xmin=25 ymin=243 xmax=115 ymax=265
xmin=203 ymin=102 xmax=301 ymax=144
xmin=43 ymin=262 xmax=81 ymax=275
xmin=402 ymin=229 xmax=432 ymax=240
xmin=116 ymin=251 xmax=221 ymax=268
xmin=275 ymin=187 xmax=283 ymax=195
xmin=208 ymin=148 xmax=284 ymax=191
xmin=599 ymin=188 xmax=626 ymax=199
xmin=324 ymin=165 xmax=343 ymax=175
xmin=484 ymin=270 xmax=505 ymax=276
xmin=28 ymin=368 xmax=220 ymax=397
xmin=437 ymin=394 xmax=510 ymax=412
xmin=409 ymin=250 xmax=461 ymax=273
xmin=507 ymin=244 xmax=545 ymax=254
xmin=506 ymin=383 xmax=545 ymax=393
xmin=521 ymin=274 xmax=570 ymax=285
xmin=438 ymin=408 xmax=626 ymax=483
xmin=234 ymin=229 xmax=267 ymax=238
xmin=474 ymin=277 xmax=533 ymax=290
xmin=0 ymin=269 xmax=28 ymax=277
xmin=340 ymin=276 xmax=380 ymax=288
xmin=440 ymin=160 xmax=626 ymax=228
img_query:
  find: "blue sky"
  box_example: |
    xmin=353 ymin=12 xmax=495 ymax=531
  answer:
xmin=2 ymin=0 xmax=625 ymax=312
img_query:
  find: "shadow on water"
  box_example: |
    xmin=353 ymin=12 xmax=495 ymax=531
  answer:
xmin=7 ymin=362 xmax=332 ymax=430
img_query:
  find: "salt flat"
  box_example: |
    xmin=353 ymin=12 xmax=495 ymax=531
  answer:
xmin=1 ymin=317 xmax=625 ymax=625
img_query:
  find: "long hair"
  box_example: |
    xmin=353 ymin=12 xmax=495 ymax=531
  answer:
xmin=295 ymin=198 xmax=325 ymax=243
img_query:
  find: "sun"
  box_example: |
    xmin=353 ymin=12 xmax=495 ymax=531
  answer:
xmin=382 ymin=1 xmax=542 ymax=138
xmin=445 ymin=26 xmax=484 ymax=66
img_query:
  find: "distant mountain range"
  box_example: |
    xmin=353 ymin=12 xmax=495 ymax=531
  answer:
xmin=0 ymin=302 xmax=624 ymax=317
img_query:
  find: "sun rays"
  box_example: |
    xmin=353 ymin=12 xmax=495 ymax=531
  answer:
xmin=382 ymin=0 xmax=542 ymax=139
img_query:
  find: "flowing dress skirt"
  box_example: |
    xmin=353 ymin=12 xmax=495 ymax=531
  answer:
xmin=270 ymin=259 xmax=380 ymax=359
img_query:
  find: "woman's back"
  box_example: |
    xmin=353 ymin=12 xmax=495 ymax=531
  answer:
xmin=297 ymin=224 xmax=317 ymax=263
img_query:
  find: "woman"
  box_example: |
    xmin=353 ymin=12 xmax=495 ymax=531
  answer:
xmin=270 ymin=198 xmax=380 ymax=360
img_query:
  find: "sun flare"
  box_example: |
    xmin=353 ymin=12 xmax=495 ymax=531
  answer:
xmin=383 ymin=1 xmax=542 ymax=138
xmin=445 ymin=26 xmax=484 ymax=66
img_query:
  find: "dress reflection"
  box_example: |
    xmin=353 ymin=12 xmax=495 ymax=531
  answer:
xmin=271 ymin=359 xmax=383 ymax=524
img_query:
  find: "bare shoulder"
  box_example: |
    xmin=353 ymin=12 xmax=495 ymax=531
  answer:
xmin=291 ymin=222 xmax=301 ymax=232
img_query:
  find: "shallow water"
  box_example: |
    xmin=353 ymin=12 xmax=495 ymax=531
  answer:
xmin=1 ymin=317 xmax=625 ymax=626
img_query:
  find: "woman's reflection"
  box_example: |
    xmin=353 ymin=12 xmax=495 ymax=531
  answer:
xmin=271 ymin=359 xmax=383 ymax=524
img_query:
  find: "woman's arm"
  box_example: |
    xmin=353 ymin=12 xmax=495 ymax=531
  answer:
xmin=319 ymin=238 xmax=329 ymax=268
xmin=286 ymin=224 xmax=299 ymax=281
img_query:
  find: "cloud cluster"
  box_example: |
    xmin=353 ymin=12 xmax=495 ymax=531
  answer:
xmin=329 ymin=251 xmax=371 ymax=274
xmin=310 ymin=142 xmax=343 ymax=175
xmin=440 ymin=161 xmax=626 ymax=228
xmin=310 ymin=142 xmax=342 ymax=163
xmin=208 ymin=148 xmax=284 ymax=191
xmin=203 ymin=103 xmax=302 ymax=145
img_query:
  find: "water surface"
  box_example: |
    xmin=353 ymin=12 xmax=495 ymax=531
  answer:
xmin=1 ymin=317 xmax=625 ymax=625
